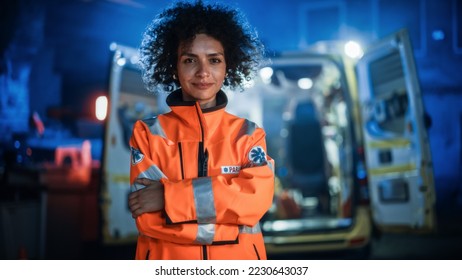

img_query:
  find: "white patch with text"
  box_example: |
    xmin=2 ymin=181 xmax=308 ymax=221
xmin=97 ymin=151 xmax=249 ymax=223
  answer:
xmin=221 ymin=165 xmax=241 ymax=174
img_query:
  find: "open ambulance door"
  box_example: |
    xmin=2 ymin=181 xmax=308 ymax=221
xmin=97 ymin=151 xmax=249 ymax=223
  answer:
xmin=101 ymin=44 xmax=168 ymax=244
xmin=356 ymin=29 xmax=436 ymax=232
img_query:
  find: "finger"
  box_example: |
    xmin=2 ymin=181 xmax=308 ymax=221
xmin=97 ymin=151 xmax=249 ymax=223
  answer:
xmin=128 ymin=196 xmax=139 ymax=207
xmin=128 ymin=200 xmax=139 ymax=210
xmin=135 ymin=178 xmax=152 ymax=185
xmin=132 ymin=208 xmax=144 ymax=218
xmin=128 ymin=191 xmax=138 ymax=200
xmin=129 ymin=204 xmax=139 ymax=213
xmin=131 ymin=209 xmax=142 ymax=219
xmin=129 ymin=200 xmax=142 ymax=212
xmin=134 ymin=178 xmax=145 ymax=184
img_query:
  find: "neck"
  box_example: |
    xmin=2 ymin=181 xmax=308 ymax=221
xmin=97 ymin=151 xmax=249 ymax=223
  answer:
xmin=198 ymin=99 xmax=217 ymax=109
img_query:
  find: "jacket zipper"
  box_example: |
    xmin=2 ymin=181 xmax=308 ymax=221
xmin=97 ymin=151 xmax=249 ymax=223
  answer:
xmin=202 ymin=245 xmax=208 ymax=260
xmin=199 ymin=146 xmax=209 ymax=260
xmin=253 ymin=244 xmax=261 ymax=260
xmin=198 ymin=143 xmax=209 ymax=177
xmin=178 ymin=142 xmax=185 ymax=179
xmin=195 ymin=104 xmax=209 ymax=260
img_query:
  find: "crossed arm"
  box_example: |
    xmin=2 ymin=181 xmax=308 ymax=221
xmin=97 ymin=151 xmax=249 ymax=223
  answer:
xmin=128 ymin=178 xmax=164 ymax=218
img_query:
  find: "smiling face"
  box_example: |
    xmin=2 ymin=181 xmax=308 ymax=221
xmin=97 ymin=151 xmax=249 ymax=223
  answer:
xmin=176 ymin=33 xmax=227 ymax=109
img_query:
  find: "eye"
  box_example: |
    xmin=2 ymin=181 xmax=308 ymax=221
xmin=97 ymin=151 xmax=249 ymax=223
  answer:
xmin=182 ymin=58 xmax=195 ymax=64
xmin=210 ymin=58 xmax=222 ymax=64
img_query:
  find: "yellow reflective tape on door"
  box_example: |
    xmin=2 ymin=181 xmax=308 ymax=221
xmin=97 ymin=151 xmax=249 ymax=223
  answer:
xmin=368 ymin=139 xmax=411 ymax=149
xmin=111 ymin=174 xmax=130 ymax=183
xmin=369 ymin=163 xmax=416 ymax=175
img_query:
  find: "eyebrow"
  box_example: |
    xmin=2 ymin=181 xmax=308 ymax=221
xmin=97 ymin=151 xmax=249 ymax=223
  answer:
xmin=179 ymin=52 xmax=225 ymax=57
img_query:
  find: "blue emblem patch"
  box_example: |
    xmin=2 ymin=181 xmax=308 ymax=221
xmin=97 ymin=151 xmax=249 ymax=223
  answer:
xmin=248 ymin=146 xmax=266 ymax=165
xmin=130 ymin=147 xmax=144 ymax=165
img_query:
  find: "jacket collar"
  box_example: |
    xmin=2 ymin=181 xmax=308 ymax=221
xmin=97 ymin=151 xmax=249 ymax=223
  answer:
xmin=166 ymin=88 xmax=228 ymax=113
xmin=165 ymin=88 xmax=228 ymax=142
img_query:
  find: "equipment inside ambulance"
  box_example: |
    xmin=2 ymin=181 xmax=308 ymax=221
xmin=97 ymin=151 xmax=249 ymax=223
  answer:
xmin=102 ymin=29 xmax=435 ymax=257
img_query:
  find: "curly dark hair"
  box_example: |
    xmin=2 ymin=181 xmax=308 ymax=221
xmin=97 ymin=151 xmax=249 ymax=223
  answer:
xmin=139 ymin=0 xmax=265 ymax=93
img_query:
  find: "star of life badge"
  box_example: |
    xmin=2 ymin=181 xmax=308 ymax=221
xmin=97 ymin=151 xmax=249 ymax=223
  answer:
xmin=248 ymin=146 xmax=267 ymax=166
xmin=130 ymin=147 xmax=144 ymax=165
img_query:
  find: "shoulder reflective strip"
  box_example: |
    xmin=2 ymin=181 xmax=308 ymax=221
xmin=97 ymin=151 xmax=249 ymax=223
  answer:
xmin=368 ymin=139 xmax=411 ymax=149
xmin=192 ymin=177 xmax=216 ymax=223
xmin=239 ymin=223 xmax=261 ymax=234
xmin=369 ymin=163 xmax=416 ymax=176
xmin=236 ymin=119 xmax=258 ymax=140
xmin=130 ymin=165 xmax=167 ymax=192
xmin=142 ymin=117 xmax=167 ymax=138
xmin=194 ymin=223 xmax=215 ymax=245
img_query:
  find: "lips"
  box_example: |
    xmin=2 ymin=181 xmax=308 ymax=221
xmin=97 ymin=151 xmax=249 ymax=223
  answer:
xmin=193 ymin=82 xmax=214 ymax=89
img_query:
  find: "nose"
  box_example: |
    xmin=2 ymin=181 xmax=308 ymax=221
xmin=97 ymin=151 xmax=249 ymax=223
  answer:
xmin=195 ymin=61 xmax=210 ymax=77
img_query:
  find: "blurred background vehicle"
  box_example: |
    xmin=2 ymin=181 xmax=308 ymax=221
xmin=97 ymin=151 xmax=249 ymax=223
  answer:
xmin=228 ymin=29 xmax=436 ymax=258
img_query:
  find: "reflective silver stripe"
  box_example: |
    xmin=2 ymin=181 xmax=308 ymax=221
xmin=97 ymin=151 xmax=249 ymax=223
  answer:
xmin=142 ymin=117 xmax=167 ymax=138
xmin=130 ymin=183 xmax=144 ymax=192
xmin=130 ymin=164 xmax=167 ymax=192
xmin=192 ymin=177 xmax=216 ymax=223
xmin=236 ymin=119 xmax=258 ymax=140
xmin=239 ymin=223 xmax=261 ymax=234
xmin=194 ymin=223 xmax=215 ymax=245
xmin=267 ymin=160 xmax=275 ymax=174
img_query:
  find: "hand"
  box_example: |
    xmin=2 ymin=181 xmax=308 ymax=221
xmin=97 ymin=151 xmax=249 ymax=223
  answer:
xmin=128 ymin=178 xmax=164 ymax=218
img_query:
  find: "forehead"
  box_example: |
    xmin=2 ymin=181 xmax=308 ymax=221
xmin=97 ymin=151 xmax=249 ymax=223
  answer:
xmin=178 ymin=34 xmax=224 ymax=53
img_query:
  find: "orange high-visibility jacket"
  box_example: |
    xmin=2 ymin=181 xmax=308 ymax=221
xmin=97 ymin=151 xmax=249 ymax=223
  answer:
xmin=129 ymin=89 xmax=275 ymax=260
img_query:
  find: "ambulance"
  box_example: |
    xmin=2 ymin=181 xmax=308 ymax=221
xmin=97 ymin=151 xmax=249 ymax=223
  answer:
xmin=100 ymin=29 xmax=436 ymax=257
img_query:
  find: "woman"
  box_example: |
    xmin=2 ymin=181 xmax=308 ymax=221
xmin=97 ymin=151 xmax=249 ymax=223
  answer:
xmin=128 ymin=0 xmax=274 ymax=260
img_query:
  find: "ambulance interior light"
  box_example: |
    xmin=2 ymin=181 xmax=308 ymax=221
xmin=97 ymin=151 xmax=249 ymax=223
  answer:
xmin=344 ymin=40 xmax=364 ymax=59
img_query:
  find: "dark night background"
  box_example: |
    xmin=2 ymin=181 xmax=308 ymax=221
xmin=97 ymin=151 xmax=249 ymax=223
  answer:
xmin=1 ymin=0 xmax=461 ymax=259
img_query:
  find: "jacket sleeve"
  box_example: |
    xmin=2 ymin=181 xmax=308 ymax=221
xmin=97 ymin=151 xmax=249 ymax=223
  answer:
xmin=130 ymin=120 xmax=239 ymax=244
xmin=163 ymin=126 xmax=275 ymax=227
